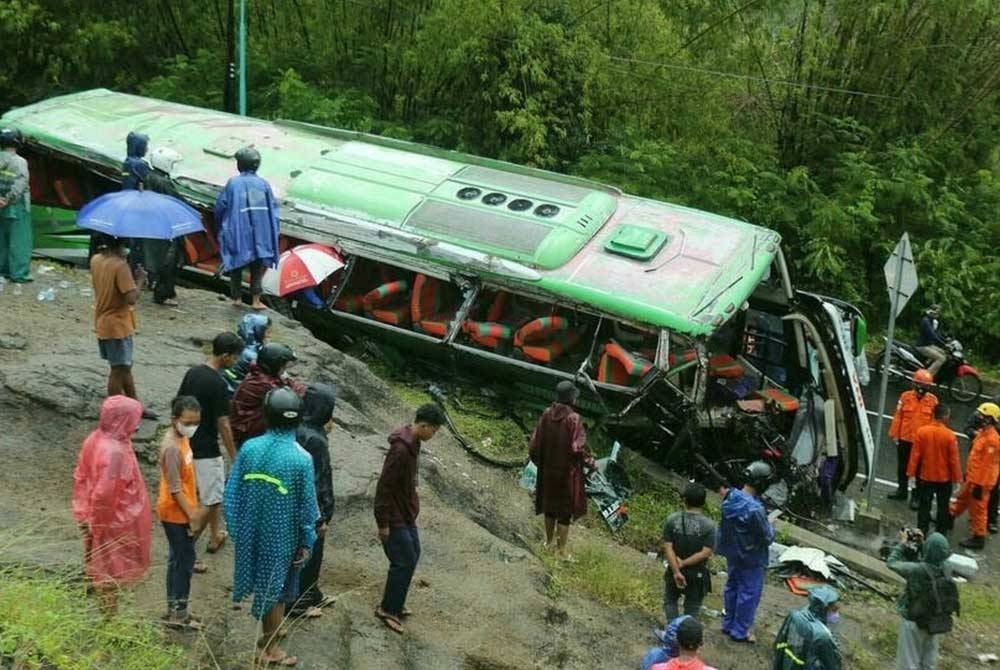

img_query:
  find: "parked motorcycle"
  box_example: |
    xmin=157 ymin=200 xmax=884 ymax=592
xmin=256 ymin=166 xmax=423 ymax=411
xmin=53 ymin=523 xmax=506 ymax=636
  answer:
xmin=873 ymin=338 xmax=982 ymax=403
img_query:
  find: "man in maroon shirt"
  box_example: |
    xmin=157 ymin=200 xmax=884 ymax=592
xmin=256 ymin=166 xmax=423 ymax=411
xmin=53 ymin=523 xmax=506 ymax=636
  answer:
xmin=373 ymin=403 xmax=445 ymax=635
xmin=529 ymin=381 xmax=595 ymax=560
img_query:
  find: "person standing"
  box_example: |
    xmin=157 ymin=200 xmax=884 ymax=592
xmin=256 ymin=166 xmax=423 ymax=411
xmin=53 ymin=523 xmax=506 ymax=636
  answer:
xmin=0 ymin=127 xmax=32 ymax=284
xmin=215 ymin=147 xmax=280 ymax=310
xmin=916 ymin=305 xmax=949 ymax=380
xmin=177 ymin=332 xmax=244 ymax=555
xmin=373 ymin=403 xmax=445 ymax=635
xmin=717 ymin=460 xmax=775 ymax=644
xmin=287 ymin=383 xmax=338 ymax=618
xmin=907 ymin=404 xmax=961 ymax=536
xmin=662 ymin=482 xmax=716 ymax=621
xmin=156 ymin=395 xmax=206 ymax=630
xmin=888 ymin=369 xmax=938 ymax=503
xmin=528 ymin=380 xmax=596 ymax=559
xmin=950 ymin=402 xmax=1000 ymax=549
xmin=887 ymin=531 xmax=959 ymax=670
xmin=143 ymin=146 xmax=184 ymax=307
xmin=120 ymin=131 xmax=150 ymax=276
xmin=230 ymin=342 xmax=306 ymax=448
xmin=225 ymin=388 xmax=319 ymax=667
xmin=71 ymin=396 xmax=152 ymax=618
xmin=90 ymin=234 xmax=157 ymax=419
xmin=772 ymin=586 xmax=843 ymax=670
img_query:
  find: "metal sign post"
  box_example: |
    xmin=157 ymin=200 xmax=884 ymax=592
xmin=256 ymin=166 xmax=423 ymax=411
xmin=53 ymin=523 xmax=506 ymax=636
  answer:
xmin=866 ymin=233 xmax=918 ymax=508
xmin=238 ymin=0 xmax=247 ymax=116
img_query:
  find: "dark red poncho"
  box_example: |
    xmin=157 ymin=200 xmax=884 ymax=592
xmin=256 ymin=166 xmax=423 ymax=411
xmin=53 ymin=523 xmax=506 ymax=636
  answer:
xmin=230 ymin=364 xmax=306 ymax=447
xmin=529 ymin=402 xmax=595 ymax=521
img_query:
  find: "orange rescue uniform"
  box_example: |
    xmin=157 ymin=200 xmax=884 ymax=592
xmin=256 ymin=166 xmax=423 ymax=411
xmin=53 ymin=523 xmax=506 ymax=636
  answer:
xmin=907 ymin=422 xmax=961 ymax=484
xmin=950 ymin=425 xmax=1000 ymax=537
xmin=889 ymin=390 xmax=939 ymax=443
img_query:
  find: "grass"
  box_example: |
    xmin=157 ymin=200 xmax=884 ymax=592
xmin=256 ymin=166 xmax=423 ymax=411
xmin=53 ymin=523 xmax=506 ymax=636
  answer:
xmin=0 ymin=567 xmax=190 ymax=670
xmin=537 ymin=543 xmax=661 ymax=615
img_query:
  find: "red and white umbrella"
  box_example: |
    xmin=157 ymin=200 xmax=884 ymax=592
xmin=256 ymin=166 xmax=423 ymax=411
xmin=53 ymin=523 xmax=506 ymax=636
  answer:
xmin=261 ymin=243 xmax=346 ymax=297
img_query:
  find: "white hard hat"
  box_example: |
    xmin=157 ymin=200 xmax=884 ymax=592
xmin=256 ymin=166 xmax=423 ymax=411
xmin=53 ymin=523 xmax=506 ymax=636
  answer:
xmin=150 ymin=146 xmax=183 ymax=175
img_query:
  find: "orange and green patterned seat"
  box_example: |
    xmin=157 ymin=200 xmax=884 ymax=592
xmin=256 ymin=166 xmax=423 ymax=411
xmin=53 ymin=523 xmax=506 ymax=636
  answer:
xmin=462 ymin=291 xmax=515 ymax=349
xmin=513 ymin=316 xmax=580 ymax=364
xmin=750 ymin=386 xmax=799 ymax=412
xmin=411 ymin=274 xmax=460 ymax=337
xmin=708 ymin=354 xmax=744 ymax=378
xmin=597 ymin=340 xmax=653 ymax=386
xmin=667 ymin=349 xmax=698 ymax=368
xmin=363 ymin=279 xmax=412 ymax=325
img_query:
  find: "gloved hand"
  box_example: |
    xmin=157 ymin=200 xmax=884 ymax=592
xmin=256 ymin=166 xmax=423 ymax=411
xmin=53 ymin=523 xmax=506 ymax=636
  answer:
xmin=972 ymin=485 xmax=984 ymax=501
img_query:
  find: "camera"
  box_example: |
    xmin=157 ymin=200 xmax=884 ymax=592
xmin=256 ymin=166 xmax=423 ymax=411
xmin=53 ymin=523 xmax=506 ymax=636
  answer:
xmin=902 ymin=527 xmax=924 ymax=545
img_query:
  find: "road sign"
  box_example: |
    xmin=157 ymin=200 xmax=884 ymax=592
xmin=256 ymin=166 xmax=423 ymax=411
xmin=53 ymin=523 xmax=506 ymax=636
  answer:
xmin=883 ymin=233 xmax=918 ymax=316
xmin=866 ymin=233 xmax=919 ymax=508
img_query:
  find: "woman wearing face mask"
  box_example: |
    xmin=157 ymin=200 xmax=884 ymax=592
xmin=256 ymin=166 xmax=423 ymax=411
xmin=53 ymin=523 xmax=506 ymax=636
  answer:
xmin=772 ymin=586 xmax=843 ymax=670
xmin=156 ymin=395 xmax=207 ymax=630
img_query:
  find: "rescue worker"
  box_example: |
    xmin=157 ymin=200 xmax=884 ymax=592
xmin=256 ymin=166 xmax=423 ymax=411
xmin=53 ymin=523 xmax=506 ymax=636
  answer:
xmin=717 ymin=460 xmax=775 ymax=644
xmin=907 ymin=404 xmax=961 ymax=536
xmin=916 ymin=305 xmax=949 ymax=379
xmin=0 ymin=127 xmax=32 ymax=284
xmin=772 ymin=585 xmax=842 ymax=670
xmin=215 ymin=147 xmax=280 ymax=310
xmin=949 ymin=402 xmax=1000 ymax=550
xmin=888 ymin=369 xmax=938 ymax=503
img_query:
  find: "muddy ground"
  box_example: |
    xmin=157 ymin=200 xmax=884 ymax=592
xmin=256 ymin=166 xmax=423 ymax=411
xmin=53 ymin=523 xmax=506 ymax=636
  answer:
xmin=0 ymin=262 xmax=997 ymax=669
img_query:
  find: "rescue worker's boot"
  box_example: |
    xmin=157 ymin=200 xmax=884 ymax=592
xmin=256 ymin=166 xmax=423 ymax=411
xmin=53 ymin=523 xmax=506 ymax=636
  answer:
xmin=959 ymin=535 xmax=985 ymax=550
xmin=888 ymin=489 xmax=908 ymax=501
xmin=989 ymin=522 xmax=999 ymax=535
xmin=909 ymin=488 xmax=920 ymax=511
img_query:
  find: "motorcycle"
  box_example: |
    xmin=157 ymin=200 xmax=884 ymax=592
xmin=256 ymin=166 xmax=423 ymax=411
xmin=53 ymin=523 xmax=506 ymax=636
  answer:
xmin=873 ymin=338 xmax=982 ymax=403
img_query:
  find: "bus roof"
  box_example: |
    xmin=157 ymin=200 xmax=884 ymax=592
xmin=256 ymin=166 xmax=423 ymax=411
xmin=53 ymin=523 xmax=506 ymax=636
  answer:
xmin=2 ymin=88 xmax=778 ymax=335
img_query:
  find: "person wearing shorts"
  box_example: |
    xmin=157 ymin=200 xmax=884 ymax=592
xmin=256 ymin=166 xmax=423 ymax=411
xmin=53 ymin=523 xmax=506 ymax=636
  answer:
xmin=90 ymin=234 xmax=156 ymax=419
xmin=178 ymin=332 xmax=243 ymax=557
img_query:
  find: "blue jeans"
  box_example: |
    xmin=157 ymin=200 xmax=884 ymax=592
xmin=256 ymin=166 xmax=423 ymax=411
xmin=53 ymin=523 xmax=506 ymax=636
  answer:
xmin=721 ymin=561 xmax=764 ymax=640
xmin=380 ymin=525 xmax=420 ymax=616
xmin=162 ymin=522 xmax=196 ymax=614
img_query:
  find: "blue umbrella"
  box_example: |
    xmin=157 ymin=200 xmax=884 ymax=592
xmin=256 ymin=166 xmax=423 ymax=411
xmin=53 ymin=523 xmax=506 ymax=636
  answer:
xmin=76 ymin=190 xmax=205 ymax=240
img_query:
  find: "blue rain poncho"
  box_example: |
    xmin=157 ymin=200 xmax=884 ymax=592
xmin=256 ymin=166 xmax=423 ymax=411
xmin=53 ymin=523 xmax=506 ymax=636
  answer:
xmin=214 ymin=172 xmax=280 ymax=272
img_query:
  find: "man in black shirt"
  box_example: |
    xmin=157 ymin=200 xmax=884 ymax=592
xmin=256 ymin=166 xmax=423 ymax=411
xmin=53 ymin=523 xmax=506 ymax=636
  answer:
xmin=178 ymin=332 xmax=243 ymax=556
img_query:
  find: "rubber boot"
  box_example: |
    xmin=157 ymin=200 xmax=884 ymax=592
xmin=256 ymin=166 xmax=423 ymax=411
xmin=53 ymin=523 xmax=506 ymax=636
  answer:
xmin=887 ymin=489 xmax=908 ymax=501
xmin=908 ymin=488 xmax=920 ymax=511
xmin=959 ymin=536 xmax=985 ymax=550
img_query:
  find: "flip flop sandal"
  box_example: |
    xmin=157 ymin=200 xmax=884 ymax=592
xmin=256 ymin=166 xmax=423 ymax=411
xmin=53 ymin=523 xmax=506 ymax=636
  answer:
xmin=316 ymin=594 xmax=337 ymax=609
xmin=729 ymin=633 xmax=757 ymax=644
xmin=399 ymin=607 xmax=413 ymax=618
xmin=374 ymin=607 xmax=405 ymax=635
xmin=193 ymin=561 xmax=208 ymax=574
xmin=256 ymin=652 xmax=299 ymax=667
xmin=162 ymin=614 xmax=206 ymax=631
xmin=301 ymin=606 xmax=323 ymax=619
xmin=206 ymin=531 xmax=228 ymax=554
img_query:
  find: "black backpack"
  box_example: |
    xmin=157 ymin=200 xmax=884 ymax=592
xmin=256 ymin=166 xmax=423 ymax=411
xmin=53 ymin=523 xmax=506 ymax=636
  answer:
xmin=906 ymin=565 xmax=960 ymax=634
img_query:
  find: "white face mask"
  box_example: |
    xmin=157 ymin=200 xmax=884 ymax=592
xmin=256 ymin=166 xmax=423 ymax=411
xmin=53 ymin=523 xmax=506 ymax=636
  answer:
xmin=176 ymin=423 xmax=199 ymax=439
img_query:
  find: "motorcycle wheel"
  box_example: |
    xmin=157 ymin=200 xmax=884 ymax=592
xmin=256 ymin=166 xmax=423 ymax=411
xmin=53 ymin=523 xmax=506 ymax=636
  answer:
xmin=949 ymin=374 xmax=982 ymax=403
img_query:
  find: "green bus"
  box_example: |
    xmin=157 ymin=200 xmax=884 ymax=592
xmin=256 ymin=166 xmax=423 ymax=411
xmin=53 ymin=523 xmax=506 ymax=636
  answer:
xmin=2 ymin=89 xmax=874 ymax=501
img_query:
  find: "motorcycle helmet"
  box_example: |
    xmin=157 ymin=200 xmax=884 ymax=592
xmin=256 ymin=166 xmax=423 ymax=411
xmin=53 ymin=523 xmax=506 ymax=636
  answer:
xmin=912 ymin=369 xmax=933 ymax=386
xmin=0 ymin=127 xmax=23 ymax=149
xmin=742 ymin=460 xmax=775 ymax=491
xmin=976 ymin=402 xmax=1000 ymax=423
xmin=150 ymin=146 xmax=183 ymax=175
xmin=257 ymin=342 xmax=296 ymax=376
xmin=235 ymin=146 xmax=261 ymax=173
xmin=264 ymin=387 xmax=303 ymax=430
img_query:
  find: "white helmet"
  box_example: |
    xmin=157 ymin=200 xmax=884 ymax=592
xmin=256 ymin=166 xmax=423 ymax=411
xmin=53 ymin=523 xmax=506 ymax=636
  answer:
xmin=150 ymin=146 xmax=183 ymax=175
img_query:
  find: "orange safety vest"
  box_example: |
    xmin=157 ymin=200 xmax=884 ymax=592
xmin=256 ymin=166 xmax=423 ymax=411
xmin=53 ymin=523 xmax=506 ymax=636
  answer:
xmin=889 ymin=390 xmax=938 ymax=443
xmin=965 ymin=425 xmax=1000 ymax=489
xmin=156 ymin=435 xmax=198 ymax=524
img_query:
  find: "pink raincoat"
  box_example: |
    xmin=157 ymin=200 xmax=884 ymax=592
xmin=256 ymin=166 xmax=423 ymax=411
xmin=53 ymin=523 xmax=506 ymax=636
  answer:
xmin=72 ymin=396 xmax=152 ymax=585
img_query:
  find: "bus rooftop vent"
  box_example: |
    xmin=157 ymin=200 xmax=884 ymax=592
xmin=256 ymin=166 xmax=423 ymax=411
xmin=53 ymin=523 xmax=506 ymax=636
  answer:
xmin=604 ymin=225 xmax=667 ymax=260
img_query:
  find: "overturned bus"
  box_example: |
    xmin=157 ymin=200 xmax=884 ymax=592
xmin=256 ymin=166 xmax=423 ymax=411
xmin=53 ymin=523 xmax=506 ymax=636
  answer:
xmin=2 ymin=89 xmax=873 ymax=507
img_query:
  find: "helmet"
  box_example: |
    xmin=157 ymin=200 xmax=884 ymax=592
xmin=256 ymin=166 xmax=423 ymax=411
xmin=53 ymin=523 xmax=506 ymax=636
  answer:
xmin=742 ymin=460 xmax=775 ymax=490
xmin=150 ymin=146 xmax=183 ymax=174
xmin=0 ymin=127 xmax=23 ymax=149
xmin=257 ymin=342 xmax=296 ymax=376
xmin=235 ymin=146 xmax=261 ymax=173
xmin=926 ymin=304 xmax=941 ymax=315
xmin=264 ymin=387 xmax=303 ymax=430
xmin=976 ymin=402 xmax=1000 ymax=422
xmin=913 ymin=369 xmax=933 ymax=385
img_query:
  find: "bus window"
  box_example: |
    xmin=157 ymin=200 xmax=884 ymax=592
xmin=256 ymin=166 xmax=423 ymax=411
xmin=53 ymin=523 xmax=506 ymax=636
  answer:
xmin=741 ymin=309 xmax=788 ymax=385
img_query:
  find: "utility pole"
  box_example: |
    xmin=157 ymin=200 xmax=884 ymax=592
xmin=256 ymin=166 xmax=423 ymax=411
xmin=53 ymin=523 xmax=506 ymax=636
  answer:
xmin=238 ymin=0 xmax=247 ymax=116
xmin=224 ymin=0 xmax=236 ymax=113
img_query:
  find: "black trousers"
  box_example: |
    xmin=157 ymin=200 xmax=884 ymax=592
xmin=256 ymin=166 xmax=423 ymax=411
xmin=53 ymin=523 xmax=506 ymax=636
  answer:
xmin=229 ymin=259 xmax=264 ymax=300
xmin=290 ymin=533 xmax=327 ymax=611
xmin=895 ymin=440 xmax=913 ymax=494
xmin=144 ymin=239 xmax=177 ymax=303
xmin=917 ymin=481 xmax=953 ymax=535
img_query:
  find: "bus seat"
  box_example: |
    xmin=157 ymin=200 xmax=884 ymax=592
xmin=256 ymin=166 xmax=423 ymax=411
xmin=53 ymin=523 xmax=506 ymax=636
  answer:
xmin=462 ymin=291 xmax=515 ymax=349
xmin=667 ymin=349 xmax=698 ymax=368
xmin=750 ymin=387 xmax=799 ymax=412
xmin=708 ymin=354 xmax=744 ymax=378
xmin=597 ymin=340 xmax=653 ymax=386
xmin=53 ymin=177 xmax=83 ymax=208
xmin=363 ymin=279 xmax=412 ymax=325
xmin=514 ymin=316 xmax=580 ymax=364
xmin=411 ymin=274 xmax=460 ymax=337
xmin=335 ymin=263 xmax=396 ymax=314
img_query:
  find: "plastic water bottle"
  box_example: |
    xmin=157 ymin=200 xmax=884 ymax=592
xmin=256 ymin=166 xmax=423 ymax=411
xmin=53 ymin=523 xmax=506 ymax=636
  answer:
xmin=36 ymin=287 xmax=56 ymax=302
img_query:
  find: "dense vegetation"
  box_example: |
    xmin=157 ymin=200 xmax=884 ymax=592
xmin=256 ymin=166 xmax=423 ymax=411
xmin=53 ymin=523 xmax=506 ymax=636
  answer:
xmin=4 ymin=0 xmax=1000 ymax=350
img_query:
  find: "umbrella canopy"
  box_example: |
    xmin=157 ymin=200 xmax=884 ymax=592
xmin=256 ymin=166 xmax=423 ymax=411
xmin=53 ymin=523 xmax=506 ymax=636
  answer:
xmin=76 ymin=190 xmax=204 ymax=240
xmin=261 ymin=244 xmax=346 ymax=297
